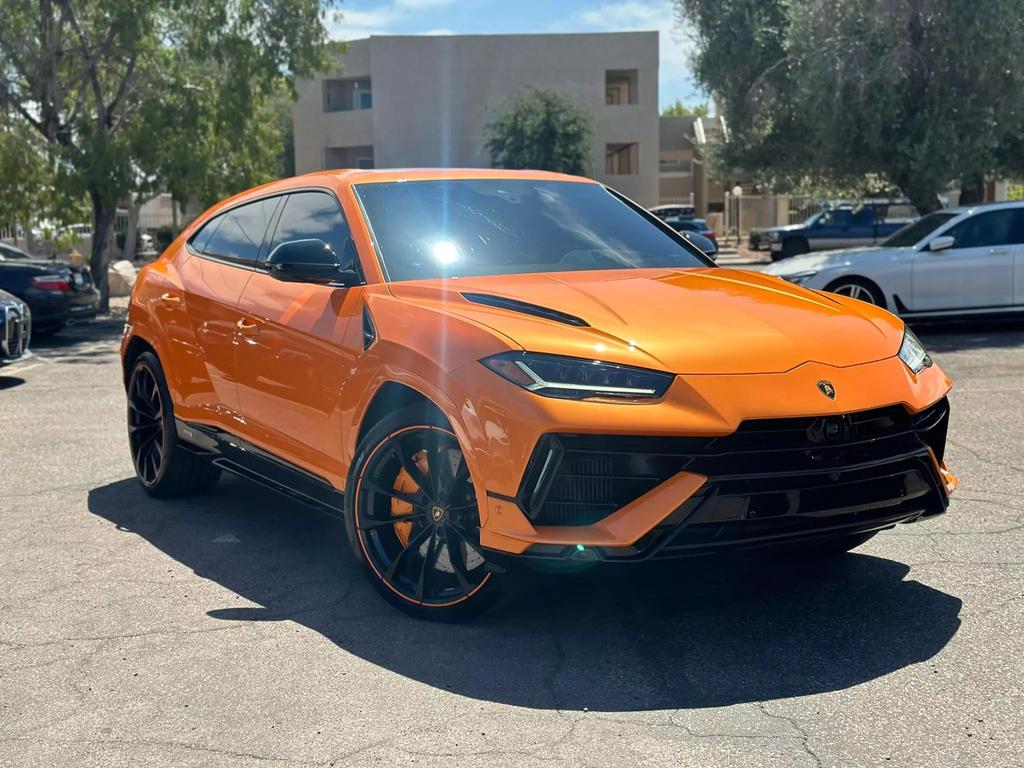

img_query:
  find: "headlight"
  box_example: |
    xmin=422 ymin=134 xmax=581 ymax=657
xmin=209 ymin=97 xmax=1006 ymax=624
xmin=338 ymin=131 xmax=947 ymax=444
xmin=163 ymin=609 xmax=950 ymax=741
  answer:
xmin=898 ymin=327 xmax=932 ymax=374
xmin=481 ymin=351 xmax=674 ymax=401
xmin=781 ymin=271 xmax=818 ymax=285
xmin=769 ymin=232 xmax=781 ymax=242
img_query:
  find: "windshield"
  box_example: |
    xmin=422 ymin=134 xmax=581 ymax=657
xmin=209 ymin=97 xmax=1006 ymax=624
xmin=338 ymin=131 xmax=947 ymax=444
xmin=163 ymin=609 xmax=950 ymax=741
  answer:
xmin=882 ymin=212 xmax=957 ymax=247
xmin=354 ymin=179 xmax=710 ymax=282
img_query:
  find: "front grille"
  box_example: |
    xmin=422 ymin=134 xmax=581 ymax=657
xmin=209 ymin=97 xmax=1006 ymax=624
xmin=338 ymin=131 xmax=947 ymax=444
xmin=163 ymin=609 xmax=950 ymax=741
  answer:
xmin=518 ymin=400 xmax=950 ymax=528
xmin=1 ymin=305 xmax=28 ymax=360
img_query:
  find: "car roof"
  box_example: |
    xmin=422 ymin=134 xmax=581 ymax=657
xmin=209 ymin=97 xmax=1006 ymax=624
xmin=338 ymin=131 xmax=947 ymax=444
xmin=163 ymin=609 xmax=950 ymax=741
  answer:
xmin=313 ymin=168 xmax=595 ymax=186
xmin=941 ymin=200 xmax=1024 ymax=215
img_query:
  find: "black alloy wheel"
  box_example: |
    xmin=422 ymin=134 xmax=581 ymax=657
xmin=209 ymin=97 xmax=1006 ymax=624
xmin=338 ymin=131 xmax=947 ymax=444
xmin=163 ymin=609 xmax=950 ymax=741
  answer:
xmin=346 ymin=406 xmax=497 ymax=619
xmin=128 ymin=362 xmax=166 ymax=486
xmin=126 ymin=351 xmax=220 ymax=497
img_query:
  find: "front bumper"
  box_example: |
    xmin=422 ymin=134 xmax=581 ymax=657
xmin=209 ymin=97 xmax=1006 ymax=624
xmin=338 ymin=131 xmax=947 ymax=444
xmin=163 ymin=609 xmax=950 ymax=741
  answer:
xmin=1 ymin=301 xmax=31 ymax=362
xmin=470 ymin=356 xmax=955 ymax=558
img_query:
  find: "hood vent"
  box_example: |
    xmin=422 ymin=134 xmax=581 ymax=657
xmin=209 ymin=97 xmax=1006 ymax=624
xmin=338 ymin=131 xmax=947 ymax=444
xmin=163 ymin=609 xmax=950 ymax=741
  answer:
xmin=461 ymin=292 xmax=589 ymax=327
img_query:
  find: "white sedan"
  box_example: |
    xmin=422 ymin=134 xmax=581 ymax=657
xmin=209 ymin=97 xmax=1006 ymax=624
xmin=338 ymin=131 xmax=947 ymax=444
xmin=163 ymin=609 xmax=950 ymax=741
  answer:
xmin=763 ymin=202 xmax=1024 ymax=319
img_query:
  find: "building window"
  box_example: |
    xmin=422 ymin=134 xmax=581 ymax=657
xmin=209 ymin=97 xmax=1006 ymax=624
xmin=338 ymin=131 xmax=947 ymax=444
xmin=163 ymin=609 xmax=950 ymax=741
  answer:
xmin=606 ymin=143 xmax=639 ymax=175
xmin=325 ymin=146 xmax=375 ymax=170
xmin=605 ymin=70 xmax=638 ymax=105
xmin=323 ymin=78 xmax=373 ymax=112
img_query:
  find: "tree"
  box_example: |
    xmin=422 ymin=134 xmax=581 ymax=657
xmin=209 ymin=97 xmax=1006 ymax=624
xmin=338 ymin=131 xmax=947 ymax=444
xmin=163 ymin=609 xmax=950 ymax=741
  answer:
xmin=485 ymin=87 xmax=594 ymax=175
xmin=675 ymin=0 xmax=1024 ymax=213
xmin=662 ymin=99 xmax=710 ymax=117
xmin=0 ymin=120 xmax=53 ymax=251
xmin=0 ymin=1 xmax=336 ymax=309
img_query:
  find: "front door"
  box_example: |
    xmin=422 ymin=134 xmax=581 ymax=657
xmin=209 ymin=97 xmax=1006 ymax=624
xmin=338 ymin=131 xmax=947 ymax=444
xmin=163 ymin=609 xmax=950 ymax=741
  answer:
xmin=234 ymin=190 xmax=363 ymax=482
xmin=177 ymin=196 xmax=281 ymax=424
xmin=911 ymin=209 xmax=1020 ymax=312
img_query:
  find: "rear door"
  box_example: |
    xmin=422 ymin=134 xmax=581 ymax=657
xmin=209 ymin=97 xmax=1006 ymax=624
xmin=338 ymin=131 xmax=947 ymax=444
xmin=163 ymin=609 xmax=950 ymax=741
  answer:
xmin=911 ymin=209 xmax=1017 ymax=311
xmin=234 ymin=190 xmax=363 ymax=481
xmin=177 ymin=197 xmax=281 ymax=422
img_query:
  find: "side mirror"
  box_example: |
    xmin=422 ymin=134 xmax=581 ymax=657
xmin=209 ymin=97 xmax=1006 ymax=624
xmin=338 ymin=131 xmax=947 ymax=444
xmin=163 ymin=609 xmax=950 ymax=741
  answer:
xmin=928 ymin=235 xmax=955 ymax=253
xmin=265 ymin=239 xmax=361 ymax=286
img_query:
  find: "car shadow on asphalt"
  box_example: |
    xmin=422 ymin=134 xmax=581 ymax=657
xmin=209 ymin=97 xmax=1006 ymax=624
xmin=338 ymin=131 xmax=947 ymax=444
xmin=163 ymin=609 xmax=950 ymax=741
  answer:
xmin=87 ymin=474 xmax=962 ymax=712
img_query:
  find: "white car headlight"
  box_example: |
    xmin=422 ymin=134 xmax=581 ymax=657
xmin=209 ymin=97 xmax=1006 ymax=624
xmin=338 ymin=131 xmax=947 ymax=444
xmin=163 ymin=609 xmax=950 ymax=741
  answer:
xmin=780 ymin=271 xmax=817 ymax=285
xmin=898 ymin=328 xmax=932 ymax=374
xmin=481 ymin=352 xmax=674 ymax=401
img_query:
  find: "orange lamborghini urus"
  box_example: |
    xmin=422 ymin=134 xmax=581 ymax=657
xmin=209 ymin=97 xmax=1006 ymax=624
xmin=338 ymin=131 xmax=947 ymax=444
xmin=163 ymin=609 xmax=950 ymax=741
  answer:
xmin=121 ymin=169 xmax=957 ymax=619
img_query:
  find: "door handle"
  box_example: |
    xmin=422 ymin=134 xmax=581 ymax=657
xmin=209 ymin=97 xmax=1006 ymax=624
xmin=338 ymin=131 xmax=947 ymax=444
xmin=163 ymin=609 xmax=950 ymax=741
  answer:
xmin=236 ymin=317 xmax=260 ymax=336
xmin=159 ymin=292 xmax=181 ymax=307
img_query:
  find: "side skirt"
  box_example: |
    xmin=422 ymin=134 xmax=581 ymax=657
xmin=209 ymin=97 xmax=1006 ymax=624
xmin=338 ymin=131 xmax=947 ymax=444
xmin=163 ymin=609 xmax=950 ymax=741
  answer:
xmin=175 ymin=419 xmax=345 ymax=518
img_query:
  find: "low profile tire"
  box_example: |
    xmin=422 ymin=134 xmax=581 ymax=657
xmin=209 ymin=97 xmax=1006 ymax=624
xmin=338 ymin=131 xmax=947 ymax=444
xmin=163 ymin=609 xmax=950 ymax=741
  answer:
xmin=824 ymin=277 xmax=885 ymax=307
xmin=127 ymin=351 xmax=220 ymax=498
xmin=345 ymin=404 xmax=500 ymax=621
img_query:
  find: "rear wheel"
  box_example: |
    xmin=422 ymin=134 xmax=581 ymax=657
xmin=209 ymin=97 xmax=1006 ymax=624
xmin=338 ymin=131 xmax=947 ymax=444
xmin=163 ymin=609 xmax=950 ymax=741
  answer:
xmin=345 ymin=404 xmax=498 ymax=621
xmin=127 ymin=351 xmax=220 ymax=497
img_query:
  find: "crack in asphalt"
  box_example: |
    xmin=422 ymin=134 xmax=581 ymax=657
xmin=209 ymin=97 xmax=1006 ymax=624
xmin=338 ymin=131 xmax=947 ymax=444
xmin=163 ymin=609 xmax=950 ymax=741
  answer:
xmin=756 ymin=702 xmax=824 ymax=768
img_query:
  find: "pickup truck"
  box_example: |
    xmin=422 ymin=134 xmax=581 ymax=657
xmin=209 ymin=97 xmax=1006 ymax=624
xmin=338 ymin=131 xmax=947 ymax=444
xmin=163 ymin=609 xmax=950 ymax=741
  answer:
xmin=767 ymin=206 xmax=915 ymax=260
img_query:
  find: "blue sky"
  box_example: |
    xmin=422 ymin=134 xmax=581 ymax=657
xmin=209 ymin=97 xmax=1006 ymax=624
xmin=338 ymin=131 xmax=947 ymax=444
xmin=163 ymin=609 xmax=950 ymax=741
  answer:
xmin=326 ymin=0 xmax=705 ymax=109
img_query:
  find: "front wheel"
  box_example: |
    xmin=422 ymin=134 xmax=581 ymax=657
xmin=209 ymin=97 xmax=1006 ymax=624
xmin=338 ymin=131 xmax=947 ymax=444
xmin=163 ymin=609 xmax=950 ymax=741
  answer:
xmin=345 ymin=404 xmax=499 ymax=621
xmin=824 ymin=278 xmax=885 ymax=307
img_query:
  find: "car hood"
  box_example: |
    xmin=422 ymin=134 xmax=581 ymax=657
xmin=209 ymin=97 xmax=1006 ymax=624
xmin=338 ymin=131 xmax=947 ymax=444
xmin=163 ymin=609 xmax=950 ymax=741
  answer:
xmin=762 ymin=246 xmax=911 ymax=276
xmin=765 ymin=223 xmax=807 ymax=234
xmin=386 ymin=268 xmax=904 ymax=375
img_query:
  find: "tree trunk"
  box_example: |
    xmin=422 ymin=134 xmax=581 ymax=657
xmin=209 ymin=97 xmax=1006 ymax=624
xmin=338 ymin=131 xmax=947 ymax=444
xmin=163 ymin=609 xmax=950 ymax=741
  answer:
xmin=897 ymin=176 xmax=943 ymax=216
xmin=958 ymin=173 xmax=985 ymax=206
xmin=123 ymin=197 xmax=139 ymax=263
xmin=89 ymin=188 xmax=116 ymax=313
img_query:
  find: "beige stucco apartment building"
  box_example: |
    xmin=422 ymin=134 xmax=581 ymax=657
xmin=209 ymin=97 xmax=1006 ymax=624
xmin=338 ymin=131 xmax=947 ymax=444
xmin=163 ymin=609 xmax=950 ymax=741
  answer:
xmin=293 ymin=32 xmax=661 ymax=206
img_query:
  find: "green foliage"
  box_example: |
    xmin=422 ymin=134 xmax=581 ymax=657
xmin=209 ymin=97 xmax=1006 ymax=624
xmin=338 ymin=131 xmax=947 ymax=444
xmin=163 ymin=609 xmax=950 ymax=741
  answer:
xmin=485 ymin=87 xmax=594 ymax=175
xmin=675 ymin=0 xmax=1024 ymax=212
xmin=662 ymin=99 xmax=710 ymax=117
xmin=0 ymin=0 xmax=336 ymax=304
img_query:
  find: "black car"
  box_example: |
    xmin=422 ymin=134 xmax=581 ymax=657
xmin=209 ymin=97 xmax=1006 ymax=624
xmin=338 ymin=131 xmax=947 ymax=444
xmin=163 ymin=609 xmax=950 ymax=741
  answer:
xmin=0 ymin=288 xmax=31 ymax=365
xmin=0 ymin=244 xmax=100 ymax=337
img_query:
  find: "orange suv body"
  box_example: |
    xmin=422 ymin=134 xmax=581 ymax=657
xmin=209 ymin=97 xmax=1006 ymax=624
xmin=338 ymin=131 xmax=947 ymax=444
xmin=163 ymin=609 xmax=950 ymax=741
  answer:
xmin=122 ymin=169 xmax=956 ymax=618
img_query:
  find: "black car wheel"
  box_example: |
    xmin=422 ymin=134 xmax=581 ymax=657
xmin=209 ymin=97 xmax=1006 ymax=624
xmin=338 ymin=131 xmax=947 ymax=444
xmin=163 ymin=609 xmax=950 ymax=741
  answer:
xmin=127 ymin=351 xmax=220 ymax=497
xmin=345 ymin=404 xmax=499 ymax=621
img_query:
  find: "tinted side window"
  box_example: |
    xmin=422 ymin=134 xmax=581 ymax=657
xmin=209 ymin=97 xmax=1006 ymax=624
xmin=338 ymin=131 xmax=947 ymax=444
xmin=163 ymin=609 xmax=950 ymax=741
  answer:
xmin=190 ymin=217 xmax=221 ymax=253
xmin=946 ymin=210 xmax=1018 ymax=249
xmin=267 ymin=192 xmax=354 ymax=269
xmin=203 ymin=197 xmax=281 ymax=265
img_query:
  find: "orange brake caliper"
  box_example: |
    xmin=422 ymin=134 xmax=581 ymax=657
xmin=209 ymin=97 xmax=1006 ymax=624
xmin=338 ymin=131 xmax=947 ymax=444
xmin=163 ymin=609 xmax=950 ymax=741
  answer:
xmin=391 ymin=449 xmax=430 ymax=546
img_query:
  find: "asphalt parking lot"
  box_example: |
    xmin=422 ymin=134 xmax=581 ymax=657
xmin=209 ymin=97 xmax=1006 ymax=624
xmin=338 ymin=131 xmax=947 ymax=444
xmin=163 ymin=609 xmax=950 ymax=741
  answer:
xmin=1 ymin=307 xmax=1022 ymax=767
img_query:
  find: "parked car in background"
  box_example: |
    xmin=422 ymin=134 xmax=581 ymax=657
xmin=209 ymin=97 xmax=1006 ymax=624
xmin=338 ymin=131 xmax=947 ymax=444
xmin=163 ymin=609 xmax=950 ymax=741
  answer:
xmin=664 ymin=217 xmax=718 ymax=258
xmin=764 ymin=202 xmax=1024 ymax=319
xmin=0 ymin=288 xmax=31 ymax=365
xmin=0 ymin=256 xmax=100 ymax=337
xmin=650 ymin=204 xmax=696 ymax=220
xmin=0 ymin=243 xmax=34 ymax=261
xmin=767 ymin=204 xmax=916 ymax=260
xmin=665 ymin=216 xmax=717 ymax=243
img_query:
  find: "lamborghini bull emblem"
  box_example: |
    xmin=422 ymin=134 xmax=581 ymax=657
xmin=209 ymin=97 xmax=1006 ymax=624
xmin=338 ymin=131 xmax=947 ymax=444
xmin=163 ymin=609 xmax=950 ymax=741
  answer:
xmin=817 ymin=380 xmax=836 ymax=400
